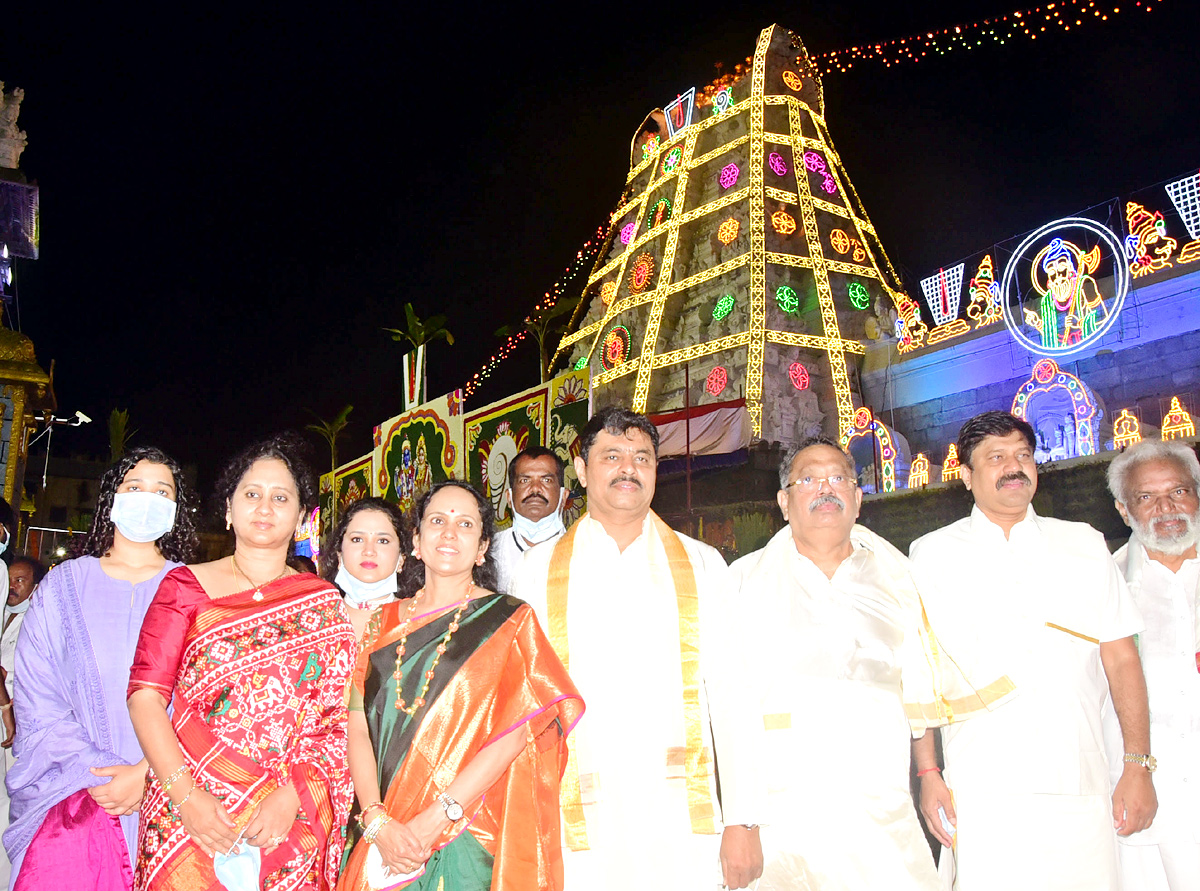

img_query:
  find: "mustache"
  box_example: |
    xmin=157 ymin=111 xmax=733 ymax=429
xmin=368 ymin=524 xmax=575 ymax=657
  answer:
xmin=809 ymin=494 xmax=845 ymax=512
xmin=521 ymin=492 xmax=549 ymax=504
xmin=610 ymin=476 xmax=643 ymax=489
xmin=996 ymin=472 xmax=1032 ymax=489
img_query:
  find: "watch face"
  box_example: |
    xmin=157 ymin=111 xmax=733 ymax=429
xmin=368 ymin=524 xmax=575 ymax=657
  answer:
xmin=445 ymin=801 xmax=464 ymax=821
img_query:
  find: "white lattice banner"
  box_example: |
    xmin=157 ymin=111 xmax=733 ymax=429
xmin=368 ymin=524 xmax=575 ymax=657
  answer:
xmin=1165 ymin=171 xmax=1200 ymax=240
xmin=920 ymin=263 xmax=965 ymax=327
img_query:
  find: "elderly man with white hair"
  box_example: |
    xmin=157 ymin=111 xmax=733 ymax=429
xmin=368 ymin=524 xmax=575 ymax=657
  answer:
xmin=1105 ymin=438 xmax=1200 ymax=890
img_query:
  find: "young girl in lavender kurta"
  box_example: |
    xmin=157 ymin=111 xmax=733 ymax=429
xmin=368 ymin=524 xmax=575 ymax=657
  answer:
xmin=3 ymin=447 xmax=199 ymax=891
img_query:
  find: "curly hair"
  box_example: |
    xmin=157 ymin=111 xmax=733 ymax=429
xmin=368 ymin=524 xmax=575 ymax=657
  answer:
xmin=212 ymin=432 xmax=319 ymax=518
xmin=318 ymin=496 xmax=409 ymax=583
xmin=397 ymin=480 xmax=498 ymax=598
xmin=71 ymin=446 xmax=200 ymax=563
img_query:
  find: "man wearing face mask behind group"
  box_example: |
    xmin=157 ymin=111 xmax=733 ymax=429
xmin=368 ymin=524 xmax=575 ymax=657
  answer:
xmin=492 ymin=446 xmax=568 ymax=593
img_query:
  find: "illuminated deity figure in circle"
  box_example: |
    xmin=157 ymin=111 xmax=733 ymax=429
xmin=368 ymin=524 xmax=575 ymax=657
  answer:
xmin=1031 ymin=237 xmax=1107 ymax=349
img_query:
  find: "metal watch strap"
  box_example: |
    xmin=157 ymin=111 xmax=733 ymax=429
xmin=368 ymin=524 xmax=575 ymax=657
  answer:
xmin=1123 ymin=753 xmax=1157 ymax=772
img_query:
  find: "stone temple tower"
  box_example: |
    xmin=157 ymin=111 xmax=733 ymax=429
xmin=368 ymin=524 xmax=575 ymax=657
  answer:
xmin=554 ymin=24 xmax=921 ymax=444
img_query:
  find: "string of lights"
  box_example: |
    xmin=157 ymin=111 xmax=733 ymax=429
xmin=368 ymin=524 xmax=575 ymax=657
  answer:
xmin=811 ymin=0 xmax=1164 ymax=73
xmin=462 ymin=222 xmax=609 ymax=397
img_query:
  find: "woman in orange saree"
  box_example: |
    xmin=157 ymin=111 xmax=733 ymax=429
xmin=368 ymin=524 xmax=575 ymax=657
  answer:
xmin=338 ymin=481 xmax=582 ymax=891
xmin=128 ymin=435 xmax=356 ymax=891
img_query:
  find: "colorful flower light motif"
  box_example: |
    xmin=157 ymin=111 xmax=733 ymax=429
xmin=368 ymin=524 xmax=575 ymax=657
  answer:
xmin=573 ymin=356 xmax=589 ymax=371
xmin=941 ymin=444 xmax=962 ymax=481
xmin=601 ymin=325 xmax=631 ymax=371
xmin=600 ymin=281 xmax=617 ymax=306
xmin=662 ymin=146 xmax=684 ymax=175
xmin=719 ymin=163 xmax=740 ymax=190
xmin=1112 ymin=408 xmax=1142 ymax=449
xmin=802 ymin=150 xmax=838 ymax=194
xmin=705 ymin=366 xmax=728 ymax=396
xmin=771 ymin=210 xmax=797 ymax=235
xmin=717 ymin=218 xmax=740 ymax=244
xmin=712 ymin=294 xmax=736 ymax=321
xmin=847 ymin=281 xmax=870 ymax=310
xmin=1162 ymin=396 xmax=1196 ymax=440
xmin=788 ymin=362 xmax=810 ymax=390
xmin=776 ymin=285 xmax=799 ymax=314
xmin=830 ymin=229 xmax=851 ymax=254
xmin=781 ymin=70 xmax=804 ymax=91
xmin=908 ymin=453 xmax=930 ymax=488
xmin=768 ymin=152 xmax=788 ymax=176
xmin=966 ymin=254 xmax=1003 ymax=328
xmin=1124 ymin=201 xmax=1176 ymax=278
xmin=641 ymin=135 xmax=661 ymax=161
xmin=620 ymin=222 xmax=636 ymax=245
xmin=711 ymin=87 xmax=734 ymax=115
xmin=629 ymin=253 xmax=655 ymax=293
xmin=647 ymin=198 xmax=672 ymax=230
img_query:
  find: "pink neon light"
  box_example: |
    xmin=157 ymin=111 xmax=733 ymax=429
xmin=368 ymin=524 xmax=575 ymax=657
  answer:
xmin=720 ymin=163 xmax=740 ymax=189
xmin=620 ymin=222 xmax=635 ymax=245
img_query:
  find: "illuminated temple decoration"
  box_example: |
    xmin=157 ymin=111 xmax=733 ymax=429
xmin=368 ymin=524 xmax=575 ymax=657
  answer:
xmin=844 ymin=407 xmax=897 ymax=492
xmin=941 ymin=444 xmax=961 ymax=481
xmin=965 ymin=254 xmax=1002 ymax=328
xmin=1162 ymin=172 xmax=1200 ymax=265
xmin=1112 ymin=408 xmax=1142 ymax=449
xmin=1161 ymin=396 xmax=1196 ymax=441
xmin=907 ymin=453 xmax=929 ymax=489
xmin=1011 ymin=358 xmax=1098 ymax=460
xmin=1124 ymin=201 xmax=1176 ymax=278
xmin=554 ymin=25 xmax=915 ymax=441
xmin=921 ymin=263 xmax=971 ymax=345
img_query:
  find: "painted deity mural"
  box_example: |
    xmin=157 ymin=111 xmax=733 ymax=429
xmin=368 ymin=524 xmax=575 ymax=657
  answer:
xmin=372 ymin=390 xmax=463 ymax=513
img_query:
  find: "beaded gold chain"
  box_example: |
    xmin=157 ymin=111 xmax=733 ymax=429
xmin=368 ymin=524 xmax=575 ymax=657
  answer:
xmin=393 ymin=582 xmax=474 ymax=714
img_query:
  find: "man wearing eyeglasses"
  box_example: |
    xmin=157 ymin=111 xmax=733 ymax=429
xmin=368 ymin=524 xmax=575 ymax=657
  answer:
xmin=910 ymin=411 xmax=1153 ymax=891
xmin=711 ymin=436 xmax=966 ymax=889
xmin=1102 ymin=438 xmax=1200 ymax=890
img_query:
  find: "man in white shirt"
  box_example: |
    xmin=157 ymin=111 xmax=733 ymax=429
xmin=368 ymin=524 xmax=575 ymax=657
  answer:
xmin=1104 ymin=439 xmax=1200 ymax=890
xmin=513 ymin=406 xmax=729 ymax=890
xmin=910 ymin=410 xmax=1155 ymax=891
xmin=491 ymin=446 xmax=567 ymax=593
xmin=715 ymin=437 xmax=961 ymax=889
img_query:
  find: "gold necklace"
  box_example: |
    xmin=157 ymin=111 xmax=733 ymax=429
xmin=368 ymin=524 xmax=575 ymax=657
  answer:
xmin=231 ymin=554 xmax=287 ymax=602
xmin=393 ymin=582 xmax=474 ymax=713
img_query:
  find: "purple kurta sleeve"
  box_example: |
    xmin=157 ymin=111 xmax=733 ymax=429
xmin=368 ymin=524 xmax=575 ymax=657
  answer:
xmin=3 ymin=562 xmax=127 ymax=876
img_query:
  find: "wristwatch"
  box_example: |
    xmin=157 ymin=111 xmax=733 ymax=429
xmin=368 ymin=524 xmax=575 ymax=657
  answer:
xmin=436 ymin=791 xmax=464 ymax=821
xmin=1123 ymin=753 xmax=1158 ymax=772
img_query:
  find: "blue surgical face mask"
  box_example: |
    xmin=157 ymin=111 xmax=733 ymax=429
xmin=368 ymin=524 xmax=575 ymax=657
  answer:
xmin=213 ymin=840 xmax=260 ymax=891
xmin=110 ymin=491 xmax=177 ymax=543
xmin=334 ymin=559 xmax=401 ymax=609
xmin=511 ymin=489 xmax=567 ymax=545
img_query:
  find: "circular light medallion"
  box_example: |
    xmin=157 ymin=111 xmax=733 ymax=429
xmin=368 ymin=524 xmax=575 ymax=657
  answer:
xmin=781 ymin=70 xmax=803 ymax=91
xmin=629 ymin=253 xmax=655 ymax=293
xmin=620 ymin=221 xmax=636 ymax=245
xmin=776 ymin=285 xmax=799 ymax=314
xmin=717 ymin=218 xmax=740 ymax=245
xmin=847 ymin=281 xmax=870 ymax=309
xmin=705 ymin=366 xmax=728 ymax=396
xmin=646 ymin=198 xmax=672 ymax=231
xmin=599 ymin=281 xmax=617 ymax=306
xmin=771 ymin=210 xmax=796 ymax=236
xmin=999 ymin=217 xmax=1130 ymax=357
xmin=601 ymin=326 xmax=630 ymax=370
xmin=719 ymin=163 xmax=740 ymax=189
xmin=788 ymin=362 xmax=810 ymax=390
xmin=829 ymin=229 xmax=851 ymax=254
xmin=768 ymin=152 xmax=788 ymax=176
xmin=573 ymin=356 xmax=589 ymax=371
xmin=661 ymin=146 xmax=683 ymax=175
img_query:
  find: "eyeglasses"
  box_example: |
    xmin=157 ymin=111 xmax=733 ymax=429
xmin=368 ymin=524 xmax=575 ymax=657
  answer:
xmin=785 ymin=474 xmax=857 ymax=492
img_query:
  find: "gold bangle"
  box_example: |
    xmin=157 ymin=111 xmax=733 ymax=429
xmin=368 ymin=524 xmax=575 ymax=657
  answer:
xmin=159 ymin=764 xmax=190 ymax=792
xmin=356 ymin=802 xmax=386 ymax=827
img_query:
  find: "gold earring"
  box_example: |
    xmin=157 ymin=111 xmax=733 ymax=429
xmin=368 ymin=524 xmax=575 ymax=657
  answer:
xmin=226 ymin=518 xmax=231 ymax=531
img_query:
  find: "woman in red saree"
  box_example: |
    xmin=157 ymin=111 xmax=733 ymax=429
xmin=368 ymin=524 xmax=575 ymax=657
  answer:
xmin=128 ymin=435 xmax=356 ymax=891
xmin=338 ymin=481 xmax=583 ymax=891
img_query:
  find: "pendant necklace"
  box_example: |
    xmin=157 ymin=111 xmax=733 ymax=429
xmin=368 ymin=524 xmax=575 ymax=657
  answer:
xmin=231 ymin=554 xmax=287 ymax=602
xmin=393 ymin=581 xmax=474 ymax=714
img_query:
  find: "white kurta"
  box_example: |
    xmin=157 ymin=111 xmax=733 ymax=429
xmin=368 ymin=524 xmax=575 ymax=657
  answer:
xmin=1101 ymin=540 xmax=1200 ymax=890
xmin=910 ymin=506 xmax=1142 ymax=891
xmin=513 ymin=515 xmax=727 ymax=890
xmin=491 ymin=526 xmax=563 ymax=595
xmin=715 ymin=525 xmax=941 ymax=890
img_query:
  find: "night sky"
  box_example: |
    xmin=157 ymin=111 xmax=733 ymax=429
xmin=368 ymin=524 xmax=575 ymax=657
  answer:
xmin=5 ymin=1 xmax=1197 ymax=488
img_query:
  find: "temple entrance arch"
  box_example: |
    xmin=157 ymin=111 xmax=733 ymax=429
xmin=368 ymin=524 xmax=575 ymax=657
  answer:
xmin=1011 ymin=358 xmax=1101 ymax=462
